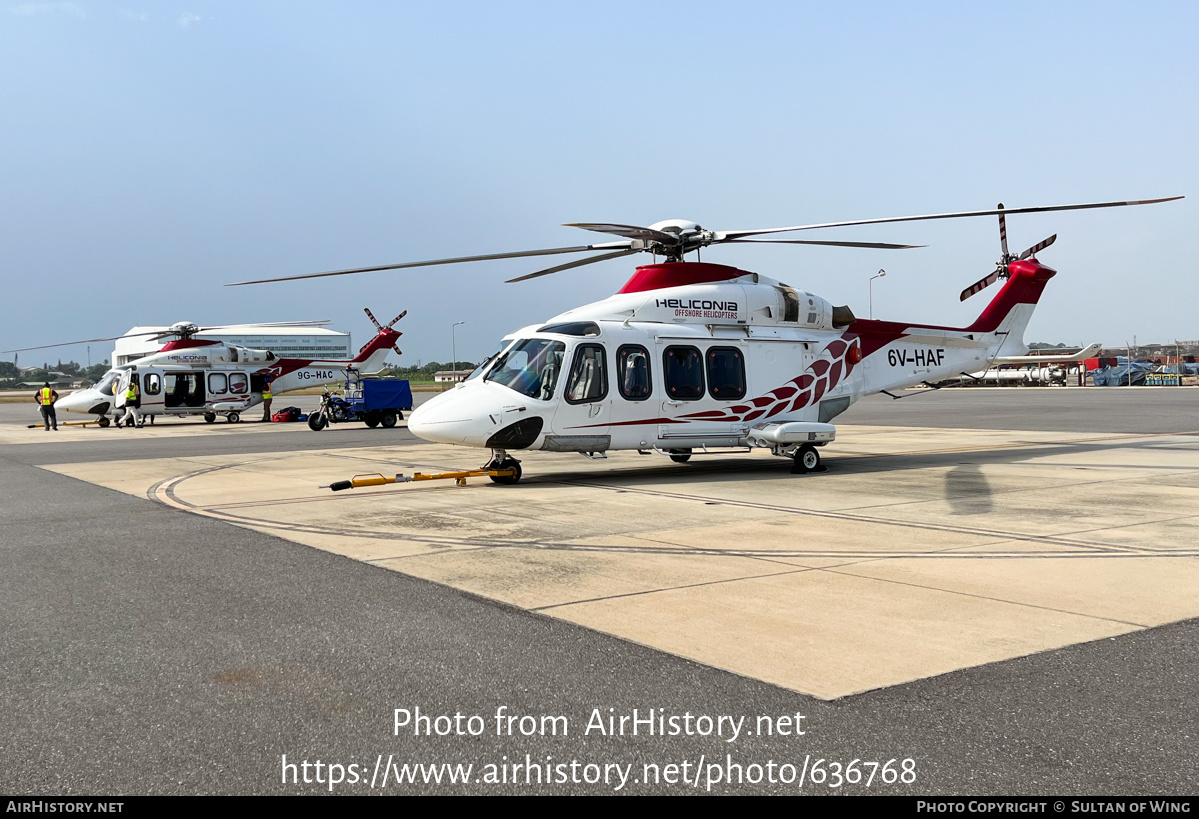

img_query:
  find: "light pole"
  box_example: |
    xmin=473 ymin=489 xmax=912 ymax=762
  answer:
xmin=451 ymin=321 xmax=465 ymax=383
xmin=869 ymin=269 xmax=886 ymax=319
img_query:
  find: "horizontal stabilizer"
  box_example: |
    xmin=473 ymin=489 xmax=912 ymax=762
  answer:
xmin=993 ymin=343 xmax=1102 ymax=364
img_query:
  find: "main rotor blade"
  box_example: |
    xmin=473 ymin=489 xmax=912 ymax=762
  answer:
xmin=226 ymin=242 xmax=633 ymax=286
xmin=2 ymin=328 xmax=179 ymax=353
xmin=718 ymin=196 xmax=1184 ymax=240
xmin=997 ymin=203 xmax=1009 ymax=259
xmin=192 ymin=319 xmax=333 ymax=333
xmin=205 ymin=319 xmax=332 ymax=328
xmin=724 ymin=239 xmax=924 ymax=250
xmin=2 ymin=318 xmax=336 ymax=353
xmin=960 ymin=271 xmax=1001 ymax=302
xmin=565 ymin=222 xmax=680 ymax=244
xmin=505 ymin=249 xmax=640 ymax=283
xmin=1016 ymin=234 xmax=1057 ymax=260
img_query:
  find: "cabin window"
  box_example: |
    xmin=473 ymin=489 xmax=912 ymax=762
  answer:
xmin=617 ymin=345 xmax=652 ymax=401
xmin=144 ymin=373 xmax=162 ymax=396
xmin=564 ymin=344 xmax=608 ymax=404
xmin=208 ymin=373 xmax=228 ymax=395
xmin=663 ymin=346 xmax=704 ymax=400
xmin=229 ymin=373 xmax=249 ymax=394
xmin=707 ymin=347 xmax=747 ymax=400
xmin=485 ymin=338 xmax=566 ymax=400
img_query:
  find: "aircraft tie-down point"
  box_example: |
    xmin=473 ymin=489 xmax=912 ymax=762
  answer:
xmin=228 ymin=197 xmax=1181 ymax=483
xmin=5 ymin=312 xmax=404 ymax=426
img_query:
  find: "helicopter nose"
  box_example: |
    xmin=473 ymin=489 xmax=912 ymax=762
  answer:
xmin=408 ymin=386 xmax=502 ymax=445
xmin=55 ymin=390 xmax=103 ymax=414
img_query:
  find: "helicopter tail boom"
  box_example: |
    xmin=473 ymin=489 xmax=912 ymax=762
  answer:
xmin=850 ymin=258 xmax=1055 ymax=366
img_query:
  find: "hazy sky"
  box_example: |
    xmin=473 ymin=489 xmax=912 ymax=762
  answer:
xmin=2 ymin=1 xmax=1195 ymax=367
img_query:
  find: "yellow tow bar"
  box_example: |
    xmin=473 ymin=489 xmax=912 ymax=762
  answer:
xmin=323 ymin=469 xmax=517 ymax=491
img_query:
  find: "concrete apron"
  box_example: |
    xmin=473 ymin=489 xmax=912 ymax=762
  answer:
xmin=43 ymin=424 xmax=1199 ymax=700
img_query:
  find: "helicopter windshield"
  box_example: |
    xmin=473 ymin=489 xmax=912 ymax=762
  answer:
xmin=95 ymin=371 xmax=119 ymax=396
xmin=466 ymin=339 xmax=514 ymax=382
xmin=484 ymin=338 xmax=565 ymax=400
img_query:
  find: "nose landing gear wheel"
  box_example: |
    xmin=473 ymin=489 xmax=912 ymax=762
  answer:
xmin=792 ymin=444 xmax=822 ymax=474
xmin=97 ymin=416 xmax=110 ymax=428
xmin=488 ymin=457 xmax=522 ymax=485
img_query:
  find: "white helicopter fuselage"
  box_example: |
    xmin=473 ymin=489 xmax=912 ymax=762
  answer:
xmin=408 ymin=261 xmax=1054 ymax=462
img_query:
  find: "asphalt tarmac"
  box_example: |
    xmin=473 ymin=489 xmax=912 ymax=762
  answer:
xmin=2 ymin=387 xmax=1196 ymax=795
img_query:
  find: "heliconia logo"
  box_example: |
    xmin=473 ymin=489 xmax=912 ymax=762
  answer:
xmin=654 ymin=298 xmax=739 ymax=311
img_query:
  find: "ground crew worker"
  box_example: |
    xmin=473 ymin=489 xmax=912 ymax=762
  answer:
xmin=34 ymin=382 xmax=59 ymax=431
xmin=118 ymin=372 xmax=142 ymax=429
xmin=261 ymin=376 xmax=274 ymax=422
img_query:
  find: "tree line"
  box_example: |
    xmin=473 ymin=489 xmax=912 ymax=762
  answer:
xmin=0 ymin=360 xmax=112 ymax=390
xmin=383 ymin=361 xmax=477 ymax=381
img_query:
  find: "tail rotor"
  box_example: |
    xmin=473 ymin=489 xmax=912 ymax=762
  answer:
xmin=364 ymin=307 xmax=406 ymax=357
xmin=960 ymin=203 xmax=1058 ymax=302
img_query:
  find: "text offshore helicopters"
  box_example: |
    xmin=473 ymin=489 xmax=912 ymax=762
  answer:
xmin=5 ymin=311 xmax=404 ymax=426
xmin=229 ymin=197 xmax=1181 ymax=482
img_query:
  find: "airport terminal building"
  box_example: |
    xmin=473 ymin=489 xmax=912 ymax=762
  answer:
xmin=113 ymin=325 xmax=352 ymax=366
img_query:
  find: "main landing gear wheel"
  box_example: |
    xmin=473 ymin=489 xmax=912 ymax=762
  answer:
xmin=226 ymin=411 xmax=241 ymax=424
xmin=204 ymin=412 xmax=216 ymax=423
xmin=668 ymin=448 xmax=692 ymax=464
xmin=97 ymin=416 xmax=110 ymax=428
xmin=308 ymin=412 xmax=328 ymax=431
xmin=488 ymin=457 xmax=523 ymax=485
xmin=380 ymin=411 xmax=398 ymax=428
xmin=792 ymin=444 xmax=823 ymax=474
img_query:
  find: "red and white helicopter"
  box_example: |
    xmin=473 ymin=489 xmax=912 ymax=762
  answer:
xmin=8 ymin=313 xmax=403 ymax=426
xmin=231 ymin=197 xmax=1180 ymax=481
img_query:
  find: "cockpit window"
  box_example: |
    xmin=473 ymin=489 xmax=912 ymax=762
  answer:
xmin=485 ymin=338 xmax=565 ymax=400
xmin=96 ymin=371 xmax=119 ymax=396
xmin=466 ymin=340 xmax=513 ymax=382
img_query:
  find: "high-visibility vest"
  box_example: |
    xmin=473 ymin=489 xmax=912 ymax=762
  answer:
xmin=263 ymin=384 xmax=273 ymax=399
xmin=126 ymin=384 xmax=139 ymax=402
xmin=39 ymin=387 xmax=54 ymax=405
